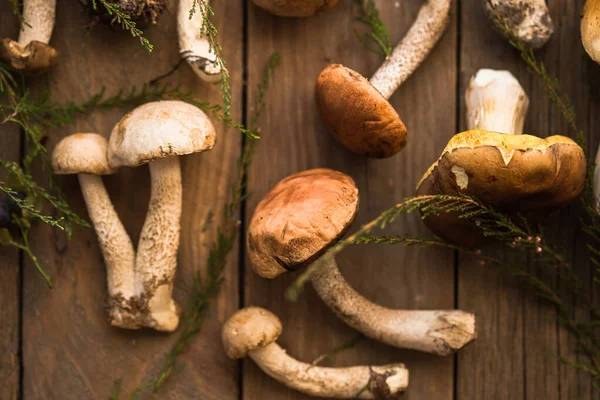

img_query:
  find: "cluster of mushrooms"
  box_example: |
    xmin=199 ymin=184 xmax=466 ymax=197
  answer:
xmin=4 ymin=0 xmax=594 ymax=398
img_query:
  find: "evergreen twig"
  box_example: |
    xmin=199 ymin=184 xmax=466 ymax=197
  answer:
xmin=352 ymin=0 xmax=393 ymax=59
xmin=92 ymin=0 xmax=153 ymax=51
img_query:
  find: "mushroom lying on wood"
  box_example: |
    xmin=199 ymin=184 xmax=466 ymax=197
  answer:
xmin=0 ymin=0 xmax=58 ymax=73
xmin=247 ymin=169 xmax=476 ymax=356
xmin=315 ymin=0 xmax=451 ymax=158
xmin=582 ymin=0 xmax=600 ymax=64
xmin=485 ymin=0 xmax=553 ymax=49
xmin=222 ymin=307 xmax=409 ymax=398
xmin=417 ymin=69 xmax=586 ymax=247
xmin=52 ymin=133 xmax=139 ymax=328
xmin=108 ymin=100 xmax=216 ymax=332
xmin=251 ymin=0 xmax=340 ymax=17
xmin=178 ymin=0 xmax=222 ymax=83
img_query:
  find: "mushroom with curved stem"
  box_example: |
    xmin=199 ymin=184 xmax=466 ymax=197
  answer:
xmin=178 ymin=0 xmax=222 ymax=83
xmin=251 ymin=0 xmax=341 ymax=17
xmin=315 ymin=0 xmax=451 ymax=158
xmin=108 ymin=100 xmax=216 ymax=332
xmin=582 ymin=0 xmax=600 ymax=64
xmin=0 ymin=0 xmax=58 ymax=74
xmin=417 ymin=70 xmax=586 ymax=247
xmin=222 ymin=307 xmax=409 ymax=398
xmin=51 ymin=133 xmax=139 ymax=329
xmin=485 ymin=0 xmax=553 ymax=49
xmin=247 ymin=168 xmax=477 ymax=356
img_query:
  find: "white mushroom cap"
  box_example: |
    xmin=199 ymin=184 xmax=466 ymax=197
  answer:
xmin=108 ymin=100 xmax=216 ymax=168
xmin=222 ymin=307 xmax=283 ymax=359
xmin=52 ymin=133 xmax=115 ymax=175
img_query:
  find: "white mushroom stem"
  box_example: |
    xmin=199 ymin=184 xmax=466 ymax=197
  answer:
xmin=486 ymin=0 xmax=553 ymax=49
xmin=311 ymin=259 xmax=476 ymax=356
xmin=178 ymin=0 xmax=222 ymax=83
xmin=137 ymin=157 xmax=182 ymax=332
xmin=249 ymin=342 xmax=408 ymax=399
xmin=18 ymin=0 xmax=56 ymax=45
xmin=368 ymin=0 xmax=451 ymax=100
xmin=77 ymin=174 xmax=136 ymax=309
xmin=466 ymin=69 xmax=529 ymax=134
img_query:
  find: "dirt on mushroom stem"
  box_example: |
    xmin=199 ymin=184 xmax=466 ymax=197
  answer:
xmin=80 ymin=0 xmax=168 ymax=26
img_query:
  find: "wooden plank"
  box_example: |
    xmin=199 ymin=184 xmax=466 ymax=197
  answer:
xmin=0 ymin=5 xmax=22 ymax=400
xmin=244 ymin=1 xmax=457 ymax=399
xmin=20 ymin=0 xmax=242 ymax=398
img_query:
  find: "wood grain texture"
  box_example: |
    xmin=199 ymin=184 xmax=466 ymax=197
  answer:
xmin=20 ymin=1 xmax=242 ymax=398
xmin=0 ymin=5 xmax=21 ymax=400
xmin=243 ymin=1 xmax=457 ymax=399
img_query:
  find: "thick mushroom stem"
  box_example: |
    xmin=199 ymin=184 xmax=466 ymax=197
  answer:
xmin=77 ymin=174 xmax=138 ymax=327
xmin=138 ymin=157 xmax=182 ymax=332
xmin=368 ymin=0 xmax=451 ymax=100
xmin=178 ymin=0 xmax=222 ymax=83
xmin=485 ymin=0 xmax=553 ymax=49
xmin=249 ymin=343 xmax=408 ymax=399
xmin=18 ymin=0 xmax=56 ymax=46
xmin=466 ymin=69 xmax=529 ymax=134
xmin=312 ymin=259 xmax=476 ymax=356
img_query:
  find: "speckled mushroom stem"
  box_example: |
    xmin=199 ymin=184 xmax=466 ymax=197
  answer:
xmin=311 ymin=258 xmax=476 ymax=356
xmin=178 ymin=0 xmax=222 ymax=83
xmin=137 ymin=157 xmax=182 ymax=332
xmin=77 ymin=174 xmax=138 ymax=327
xmin=18 ymin=0 xmax=56 ymax=45
xmin=368 ymin=0 xmax=451 ymax=100
xmin=466 ymin=69 xmax=529 ymax=134
xmin=249 ymin=343 xmax=408 ymax=399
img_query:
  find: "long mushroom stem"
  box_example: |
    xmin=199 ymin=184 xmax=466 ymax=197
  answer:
xmin=19 ymin=0 xmax=56 ymax=46
xmin=368 ymin=0 xmax=451 ymax=100
xmin=137 ymin=157 xmax=182 ymax=332
xmin=177 ymin=0 xmax=222 ymax=83
xmin=77 ymin=174 xmax=138 ymax=328
xmin=250 ymin=343 xmax=408 ymax=399
xmin=311 ymin=258 xmax=476 ymax=356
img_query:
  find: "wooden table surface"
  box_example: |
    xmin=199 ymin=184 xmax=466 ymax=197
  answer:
xmin=1 ymin=0 xmax=598 ymax=399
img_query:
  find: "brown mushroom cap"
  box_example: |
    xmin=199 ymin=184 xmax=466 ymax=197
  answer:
xmin=251 ymin=0 xmax=340 ymax=17
xmin=222 ymin=307 xmax=282 ymax=359
xmin=247 ymin=168 xmax=359 ymax=279
xmin=0 ymin=39 xmax=57 ymax=74
xmin=416 ymin=130 xmax=587 ymax=246
xmin=315 ymin=64 xmax=407 ymax=158
xmin=52 ymin=133 xmax=115 ymax=175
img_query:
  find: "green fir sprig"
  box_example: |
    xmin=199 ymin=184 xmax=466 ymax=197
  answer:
xmin=352 ymin=0 xmax=393 ymax=59
xmin=91 ymin=0 xmax=153 ymax=51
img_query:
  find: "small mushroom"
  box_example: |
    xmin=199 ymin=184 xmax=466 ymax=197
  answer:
xmin=251 ymin=0 xmax=340 ymax=17
xmin=247 ymin=169 xmax=476 ymax=355
xmin=178 ymin=0 xmax=222 ymax=83
xmin=582 ymin=0 xmax=600 ymax=64
xmin=108 ymin=100 xmax=216 ymax=332
xmin=0 ymin=0 xmax=58 ymax=73
xmin=485 ymin=0 xmax=553 ymax=49
xmin=222 ymin=307 xmax=409 ymax=398
xmin=52 ymin=133 xmax=139 ymax=328
xmin=315 ymin=0 xmax=451 ymax=158
xmin=466 ymin=69 xmax=529 ymax=134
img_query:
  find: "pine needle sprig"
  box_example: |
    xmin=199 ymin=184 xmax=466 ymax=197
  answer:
xmin=310 ymin=334 xmax=364 ymax=366
xmin=352 ymin=0 xmax=393 ymax=59
xmin=91 ymin=0 xmax=153 ymax=52
xmin=120 ymin=52 xmax=280 ymax=399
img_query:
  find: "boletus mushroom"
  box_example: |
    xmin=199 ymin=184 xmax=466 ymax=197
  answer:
xmin=108 ymin=100 xmax=216 ymax=332
xmin=178 ymin=0 xmax=222 ymax=83
xmin=222 ymin=307 xmax=409 ymax=398
xmin=485 ymin=0 xmax=553 ymax=49
xmin=315 ymin=0 xmax=451 ymax=158
xmin=0 ymin=0 xmax=58 ymax=73
xmin=247 ymin=169 xmax=477 ymax=355
xmin=416 ymin=69 xmax=586 ymax=247
xmin=51 ymin=133 xmax=139 ymax=328
xmin=582 ymin=0 xmax=600 ymax=64
xmin=251 ymin=0 xmax=340 ymax=17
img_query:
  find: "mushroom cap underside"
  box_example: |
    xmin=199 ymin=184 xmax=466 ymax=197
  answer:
xmin=0 ymin=39 xmax=58 ymax=74
xmin=247 ymin=168 xmax=359 ymax=279
xmin=52 ymin=133 xmax=115 ymax=175
xmin=315 ymin=64 xmax=407 ymax=158
xmin=222 ymin=307 xmax=282 ymax=359
xmin=107 ymin=100 xmax=216 ymax=168
xmin=251 ymin=0 xmax=340 ymax=17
